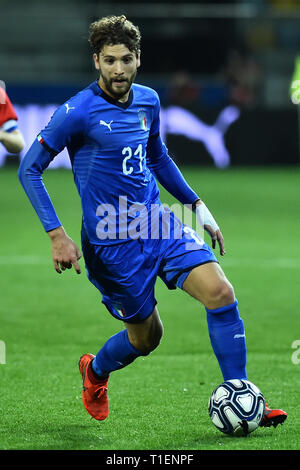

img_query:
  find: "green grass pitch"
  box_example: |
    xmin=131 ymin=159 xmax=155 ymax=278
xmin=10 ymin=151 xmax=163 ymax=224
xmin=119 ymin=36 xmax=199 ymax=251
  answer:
xmin=0 ymin=165 xmax=299 ymax=450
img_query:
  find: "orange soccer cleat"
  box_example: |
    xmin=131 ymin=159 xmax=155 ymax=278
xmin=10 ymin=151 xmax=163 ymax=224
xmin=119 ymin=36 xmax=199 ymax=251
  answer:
xmin=78 ymin=353 xmax=109 ymax=421
xmin=260 ymin=403 xmax=287 ymax=428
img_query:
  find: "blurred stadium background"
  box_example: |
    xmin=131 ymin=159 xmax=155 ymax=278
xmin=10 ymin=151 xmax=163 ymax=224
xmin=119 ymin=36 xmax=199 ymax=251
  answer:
xmin=1 ymin=0 xmax=300 ymax=168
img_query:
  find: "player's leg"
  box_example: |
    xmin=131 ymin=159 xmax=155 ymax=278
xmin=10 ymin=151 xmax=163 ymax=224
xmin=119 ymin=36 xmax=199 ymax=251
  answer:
xmin=79 ymin=306 xmax=162 ymax=421
xmin=158 ymin=218 xmax=246 ymax=382
xmin=157 ymin=217 xmax=246 ymax=381
xmin=181 ymin=261 xmax=235 ymax=309
xmin=160 ymin=219 xmax=286 ymax=428
xmin=91 ymin=306 xmax=163 ymax=380
xmin=181 ymin=261 xmax=287 ymax=427
xmin=79 ymin=230 xmax=163 ymax=420
xmin=125 ymin=306 xmax=163 ymax=355
xmin=182 ymin=261 xmax=247 ymax=381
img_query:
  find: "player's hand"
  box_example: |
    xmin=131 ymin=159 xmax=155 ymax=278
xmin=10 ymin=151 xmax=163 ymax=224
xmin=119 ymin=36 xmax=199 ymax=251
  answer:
xmin=48 ymin=226 xmax=82 ymax=274
xmin=194 ymin=200 xmax=226 ymax=256
xmin=204 ymin=225 xmax=225 ymax=257
xmin=0 ymin=129 xmax=25 ymax=154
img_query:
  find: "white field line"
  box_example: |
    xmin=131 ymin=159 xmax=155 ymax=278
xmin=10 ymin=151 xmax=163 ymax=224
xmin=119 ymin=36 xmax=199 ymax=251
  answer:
xmin=0 ymin=255 xmax=49 ymax=265
xmin=0 ymin=255 xmax=299 ymax=269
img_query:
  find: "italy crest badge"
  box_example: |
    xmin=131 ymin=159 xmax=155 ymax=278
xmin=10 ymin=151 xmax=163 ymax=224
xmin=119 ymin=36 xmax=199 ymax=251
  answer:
xmin=138 ymin=108 xmax=148 ymax=131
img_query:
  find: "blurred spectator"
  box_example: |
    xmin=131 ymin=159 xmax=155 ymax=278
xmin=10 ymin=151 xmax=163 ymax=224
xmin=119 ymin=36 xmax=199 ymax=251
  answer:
xmin=224 ymin=49 xmax=262 ymax=108
xmin=166 ymin=70 xmax=200 ymax=107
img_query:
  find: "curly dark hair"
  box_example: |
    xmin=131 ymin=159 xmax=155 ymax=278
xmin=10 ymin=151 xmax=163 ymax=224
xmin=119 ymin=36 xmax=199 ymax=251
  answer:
xmin=88 ymin=15 xmax=141 ymax=56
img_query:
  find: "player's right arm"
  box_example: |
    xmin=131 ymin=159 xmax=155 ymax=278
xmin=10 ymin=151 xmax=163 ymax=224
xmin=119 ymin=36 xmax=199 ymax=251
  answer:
xmin=18 ymin=101 xmax=85 ymax=274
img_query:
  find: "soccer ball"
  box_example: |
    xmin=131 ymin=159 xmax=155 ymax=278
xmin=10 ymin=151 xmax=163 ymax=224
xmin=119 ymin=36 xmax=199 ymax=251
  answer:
xmin=208 ymin=379 xmax=265 ymax=436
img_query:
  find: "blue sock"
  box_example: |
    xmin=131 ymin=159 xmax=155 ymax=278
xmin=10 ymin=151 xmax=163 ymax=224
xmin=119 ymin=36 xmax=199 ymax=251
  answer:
xmin=91 ymin=329 xmax=144 ymax=379
xmin=206 ymin=300 xmax=247 ymax=381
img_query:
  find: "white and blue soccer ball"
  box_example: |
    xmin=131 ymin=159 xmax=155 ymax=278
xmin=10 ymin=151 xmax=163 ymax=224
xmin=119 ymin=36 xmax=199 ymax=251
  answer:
xmin=208 ymin=379 xmax=265 ymax=436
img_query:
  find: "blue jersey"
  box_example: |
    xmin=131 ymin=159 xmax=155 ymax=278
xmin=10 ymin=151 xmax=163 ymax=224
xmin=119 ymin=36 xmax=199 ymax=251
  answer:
xmin=19 ymin=80 xmax=199 ymax=245
xmin=40 ymin=81 xmax=164 ymax=244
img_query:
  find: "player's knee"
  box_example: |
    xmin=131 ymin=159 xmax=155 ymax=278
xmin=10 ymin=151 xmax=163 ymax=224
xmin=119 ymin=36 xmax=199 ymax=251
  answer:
xmin=138 ymin=337 xmax=161 ymax=355
xmin=129 ymin=338 xmax=158 ymax=356
xmin=205 ymin=280 xmax=235 ymax=310
xmin=129 ymin=320 xmax=163 ymax=355
xmin=137 ymin=328 xmax=163 ymax=355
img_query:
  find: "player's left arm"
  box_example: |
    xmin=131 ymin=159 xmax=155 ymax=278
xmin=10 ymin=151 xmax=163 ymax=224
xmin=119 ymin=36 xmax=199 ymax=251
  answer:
xmin=146 ymin=93 xmax=225 ymax=255
xmin=0 ymin=128 xmax=25 ymax=154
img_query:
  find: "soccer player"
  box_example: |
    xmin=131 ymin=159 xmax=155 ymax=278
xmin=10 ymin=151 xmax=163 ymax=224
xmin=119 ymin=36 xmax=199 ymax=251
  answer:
xmin=0 ymin=86 xmax=25 ymax=154
xmin=18 ymin=15 xmax=286 ymax=429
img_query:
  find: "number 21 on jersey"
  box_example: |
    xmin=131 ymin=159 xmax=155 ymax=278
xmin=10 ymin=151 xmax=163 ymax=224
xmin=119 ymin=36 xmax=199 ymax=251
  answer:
xmin=122 ymin=144 xmax=145 ymax=175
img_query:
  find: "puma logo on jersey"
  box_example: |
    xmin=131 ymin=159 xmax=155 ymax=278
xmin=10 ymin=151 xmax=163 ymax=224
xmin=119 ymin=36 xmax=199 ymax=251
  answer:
xmin=234 ymin=334 xmax=246 ymax=339
xmin=100 ymin=119 xmax=113 ymax=131
xmin=65 ymin=103 xmax=75 ymax=114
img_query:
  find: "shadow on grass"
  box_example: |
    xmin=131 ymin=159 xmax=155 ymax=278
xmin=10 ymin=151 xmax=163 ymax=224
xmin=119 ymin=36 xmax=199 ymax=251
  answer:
xmin=0 ymin=421 xmax=110 ymax=450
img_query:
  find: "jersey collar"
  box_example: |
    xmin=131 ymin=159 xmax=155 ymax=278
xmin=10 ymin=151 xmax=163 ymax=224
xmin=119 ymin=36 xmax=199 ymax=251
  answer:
xmin=92 ymin=80 xmax=133 ymax=109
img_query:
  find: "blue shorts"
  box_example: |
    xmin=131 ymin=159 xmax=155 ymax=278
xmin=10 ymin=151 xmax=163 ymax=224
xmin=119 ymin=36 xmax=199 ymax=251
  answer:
xmin=81 ymin=220 xmax=218 ymax=324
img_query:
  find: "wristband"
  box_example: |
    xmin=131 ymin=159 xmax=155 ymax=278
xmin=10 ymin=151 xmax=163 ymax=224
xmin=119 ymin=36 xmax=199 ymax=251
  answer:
xmin=195 ymin=203 xmax=219 ymax=232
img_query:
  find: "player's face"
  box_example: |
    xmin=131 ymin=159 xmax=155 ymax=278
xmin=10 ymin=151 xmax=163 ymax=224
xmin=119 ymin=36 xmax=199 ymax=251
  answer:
xmin=94 ymin=44 xmax=140 ymax=101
